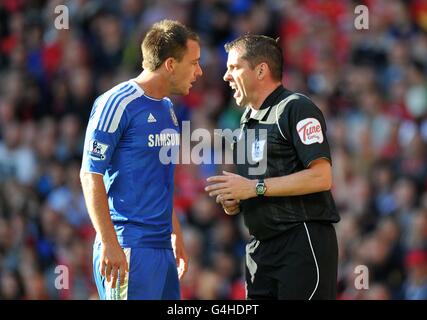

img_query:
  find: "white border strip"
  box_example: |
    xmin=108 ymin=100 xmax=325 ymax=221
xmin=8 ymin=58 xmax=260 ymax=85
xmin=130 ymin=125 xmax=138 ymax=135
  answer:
xmin=304 ymin=222 xmax=319 ymax=300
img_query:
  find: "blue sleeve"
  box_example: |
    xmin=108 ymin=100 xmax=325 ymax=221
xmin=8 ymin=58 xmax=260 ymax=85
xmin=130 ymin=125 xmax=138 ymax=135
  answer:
xmin=81 ymin=94 xmax=130 ymax=175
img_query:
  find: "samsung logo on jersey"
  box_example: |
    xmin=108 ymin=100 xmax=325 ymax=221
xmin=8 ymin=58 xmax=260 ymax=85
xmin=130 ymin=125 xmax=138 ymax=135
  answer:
xmin=148 ymin=133 xmax=181 ymax=147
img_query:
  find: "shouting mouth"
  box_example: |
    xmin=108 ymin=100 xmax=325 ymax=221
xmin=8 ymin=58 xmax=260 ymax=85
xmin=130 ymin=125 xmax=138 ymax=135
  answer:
xmin=231 ymin=85 xmax=241 ymax=99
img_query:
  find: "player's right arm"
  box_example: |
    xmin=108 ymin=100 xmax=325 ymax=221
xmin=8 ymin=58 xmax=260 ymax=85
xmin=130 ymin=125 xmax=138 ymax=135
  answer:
xmin=80 ymin=88 xmax=134 ymax=288
xmin=80 ymin=171 xmax=128 ymax=288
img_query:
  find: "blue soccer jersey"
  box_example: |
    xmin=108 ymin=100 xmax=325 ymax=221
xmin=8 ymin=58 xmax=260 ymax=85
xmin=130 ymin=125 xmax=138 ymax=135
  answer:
xmin=81 ymin=80 xmax=180 ymax=249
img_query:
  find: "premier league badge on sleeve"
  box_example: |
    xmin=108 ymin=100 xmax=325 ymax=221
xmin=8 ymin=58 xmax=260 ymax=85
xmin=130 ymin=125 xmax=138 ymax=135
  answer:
xmin=88 ymin=139 xmax=109 ymax=160
xmin=169 ymin=107 xmax=179 ymax=127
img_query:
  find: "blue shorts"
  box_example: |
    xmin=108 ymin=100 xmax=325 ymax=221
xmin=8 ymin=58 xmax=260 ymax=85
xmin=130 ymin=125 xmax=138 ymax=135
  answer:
xmin=93 ymin=242 xmax=180 ymax=300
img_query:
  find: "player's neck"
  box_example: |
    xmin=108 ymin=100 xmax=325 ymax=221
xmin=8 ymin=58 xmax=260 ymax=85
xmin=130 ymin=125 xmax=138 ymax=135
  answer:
xmin=133 ymin=71 xmax=169 ymax=99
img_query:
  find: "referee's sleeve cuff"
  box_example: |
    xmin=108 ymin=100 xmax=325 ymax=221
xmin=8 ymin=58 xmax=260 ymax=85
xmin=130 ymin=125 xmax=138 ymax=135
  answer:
xmin=305 ymin=156 xmax=332 ymax=169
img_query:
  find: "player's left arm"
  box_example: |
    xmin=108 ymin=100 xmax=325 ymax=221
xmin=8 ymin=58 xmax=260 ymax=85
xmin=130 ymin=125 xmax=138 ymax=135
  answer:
xmin=172 ymin=209 xmax=188 ymax=280
xmin=206 ymin=159 xmax=331 ymax=200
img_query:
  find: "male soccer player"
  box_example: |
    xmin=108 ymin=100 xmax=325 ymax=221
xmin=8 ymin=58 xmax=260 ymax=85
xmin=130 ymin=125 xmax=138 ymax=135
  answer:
xmin=206 ymin=35 xmax=340 ymax=299
xmin=80 ymin=20 xmax=202 ymax=300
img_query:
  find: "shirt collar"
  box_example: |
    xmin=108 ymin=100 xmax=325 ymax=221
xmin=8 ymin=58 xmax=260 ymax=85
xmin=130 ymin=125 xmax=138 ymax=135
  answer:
xmin=242 ymin=85 xmax=286 ymax=123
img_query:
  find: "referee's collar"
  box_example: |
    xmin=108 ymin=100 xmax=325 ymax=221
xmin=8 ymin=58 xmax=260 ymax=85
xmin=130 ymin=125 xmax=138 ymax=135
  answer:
xmin=243 ymin=85 xmax=286 ymax=122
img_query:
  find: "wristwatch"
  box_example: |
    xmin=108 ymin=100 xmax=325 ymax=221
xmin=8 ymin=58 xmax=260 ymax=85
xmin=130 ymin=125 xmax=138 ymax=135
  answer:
xmin=255 ymin=178 xmax=267 ymax=197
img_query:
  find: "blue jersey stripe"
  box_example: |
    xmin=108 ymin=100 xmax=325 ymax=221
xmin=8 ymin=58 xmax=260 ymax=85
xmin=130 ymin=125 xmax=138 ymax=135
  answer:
xmin=97 ymin=83 xmax=131 ymax=130
xmin=107 ymin=90 xmax=142 ymax=133
xmin=103 ymin=88 xmax=137 ymax=132
xmin=98 ymin=83 xmax=132 ymax=131
xmin=96 ymin=84 xmax=128 ymax=130
xmin=99 ymin=85 xmax=134 ymax=132
xmin=97 ymin=84 xmax=132 ymax=131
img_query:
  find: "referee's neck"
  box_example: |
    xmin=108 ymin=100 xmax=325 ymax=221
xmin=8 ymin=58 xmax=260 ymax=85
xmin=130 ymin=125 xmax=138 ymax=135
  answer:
xmin=252 ymin=82 xmax=282 ymax=109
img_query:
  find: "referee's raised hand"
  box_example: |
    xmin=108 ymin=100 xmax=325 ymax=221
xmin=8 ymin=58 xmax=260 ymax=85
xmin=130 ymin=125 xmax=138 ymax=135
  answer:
xmin=205 ymin=171 xmax=257 ymax=201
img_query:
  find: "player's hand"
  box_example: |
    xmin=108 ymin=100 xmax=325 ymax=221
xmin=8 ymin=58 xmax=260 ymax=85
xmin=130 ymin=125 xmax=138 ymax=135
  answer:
xmin=172 ymin=233 xmax=188 ymax=280
xmin=206 ymin=171 xmax=256 ymax=201
xmin=216 ymin=195 xmax=240 ymax=215
xmin=100 ymin=241 xmax=129 ymax=289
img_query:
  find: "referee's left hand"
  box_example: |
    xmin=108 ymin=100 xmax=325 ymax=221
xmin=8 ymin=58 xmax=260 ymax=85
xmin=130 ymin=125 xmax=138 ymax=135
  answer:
xmin=205 ymin=171 xmax=256 ymax=201
xmin=216 ymin=196 xmax=240 ymax=215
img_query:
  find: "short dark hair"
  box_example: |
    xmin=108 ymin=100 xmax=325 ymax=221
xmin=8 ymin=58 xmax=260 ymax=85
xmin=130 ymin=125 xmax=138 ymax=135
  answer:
xmin=224 ymin=35 xmax=283 ymax=81
xmin=141 ymin=20 xmax=199 ymax=71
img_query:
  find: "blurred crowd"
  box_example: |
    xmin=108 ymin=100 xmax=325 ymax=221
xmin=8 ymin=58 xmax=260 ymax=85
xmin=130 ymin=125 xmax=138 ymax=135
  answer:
xmin=1 ymin=0 xmax=427 ymax=300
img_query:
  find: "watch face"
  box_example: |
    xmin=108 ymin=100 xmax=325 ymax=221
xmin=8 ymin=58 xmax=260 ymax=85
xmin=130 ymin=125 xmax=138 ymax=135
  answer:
xmin=256 ymin=183 xmax=265 ymax=195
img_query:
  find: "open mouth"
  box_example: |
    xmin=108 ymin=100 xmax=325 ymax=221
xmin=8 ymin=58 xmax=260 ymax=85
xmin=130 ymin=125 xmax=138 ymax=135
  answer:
xmin=231 ymin=86 xmax=241 ymax=99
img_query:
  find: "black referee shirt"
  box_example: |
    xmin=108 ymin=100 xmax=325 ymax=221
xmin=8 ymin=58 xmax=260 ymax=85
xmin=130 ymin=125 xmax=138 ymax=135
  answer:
xmin=233 ymin=85 xmax=340 ymax=241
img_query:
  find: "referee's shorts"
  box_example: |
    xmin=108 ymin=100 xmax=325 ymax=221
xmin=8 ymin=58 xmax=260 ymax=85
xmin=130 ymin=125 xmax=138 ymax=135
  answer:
xmin=93 ymin=241 xmax=180 ymax=300
xmin=245 ymin=221 xmax=338 ymax=300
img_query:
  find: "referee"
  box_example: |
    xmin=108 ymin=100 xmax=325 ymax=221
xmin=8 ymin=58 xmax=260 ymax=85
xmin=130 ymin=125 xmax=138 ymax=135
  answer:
xmin=206 ymin=35 xmax=340 ymax=300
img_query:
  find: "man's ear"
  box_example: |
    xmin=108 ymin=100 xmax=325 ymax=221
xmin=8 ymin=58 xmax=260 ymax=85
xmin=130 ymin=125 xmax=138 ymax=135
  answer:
xmin=164 ymin=58 xmax=175 ymax=72
xmin=256 ymin=62 xmax=268 ymax=80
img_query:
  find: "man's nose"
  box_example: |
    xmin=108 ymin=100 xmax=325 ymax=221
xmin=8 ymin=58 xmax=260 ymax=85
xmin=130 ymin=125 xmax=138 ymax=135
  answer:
xmin=197 ymin=64 xmax=203 ymax=77
xmin=223 ymin=70 xmax=231 ymax=82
